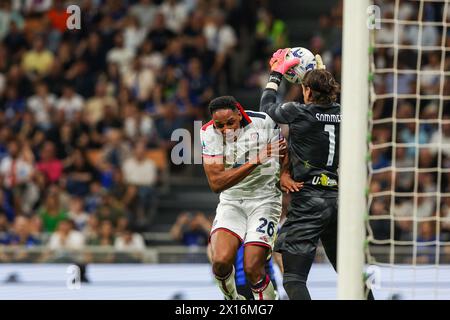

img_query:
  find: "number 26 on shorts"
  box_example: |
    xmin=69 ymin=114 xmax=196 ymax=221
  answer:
xmin=256 ymin=218 xmax=275 ymax=237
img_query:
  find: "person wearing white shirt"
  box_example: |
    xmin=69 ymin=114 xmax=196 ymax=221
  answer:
xmin=123 ymin=15 xmax=147 ymax=54
xmin=203 ymin=10 xmax=237 ymax=55
xmin=56 ymin=84 xmax=84 ymax=121
xmin=114 ymin=229 xmax=146 ymax=262
xmin=129 ymin=0 xmax=158 ymax=30
xmin=122 ymin=141 xmax=157 ymax=187
xmin=27 ymin=82 xmax=56 ymax=130
xmin=0 ymin=140 xmax=34 ymax=189
xmin=159 ymin=0 xmax=188 ymax=33
xmin=429 ymin=115 xmax=450 ymax=158
xmin=47 ymin=219 xmax=85 ymax=251
xmin=107 ymin=32 xmax=135 ymax=76
xmin=114 ymin=229 xmax=146 ymax=252
xmin=122 ymin=141 xmax=158 ymax=228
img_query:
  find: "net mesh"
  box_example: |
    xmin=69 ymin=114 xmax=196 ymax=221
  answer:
xmin=366 ymin=0 xmax=450 ymax=299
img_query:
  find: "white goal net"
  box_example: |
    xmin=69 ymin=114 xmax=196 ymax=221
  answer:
xmin=366 ymin=0 xmax=450 ymax=299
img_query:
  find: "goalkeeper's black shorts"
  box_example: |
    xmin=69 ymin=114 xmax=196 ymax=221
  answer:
xmin=274 ymin=194 xmax=338 ymax=257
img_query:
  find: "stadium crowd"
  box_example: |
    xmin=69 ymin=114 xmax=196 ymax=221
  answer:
xmin=0 ymin=0 xmax=286 ymax=262
xmin=1 ymin=0 xmax=448 ymax=264
xmin=367 ymin=0 xmax=450 ymax=262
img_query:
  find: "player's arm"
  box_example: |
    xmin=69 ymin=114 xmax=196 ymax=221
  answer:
xmin=279 ymin=152 xmax=303 ymax=193
xmin=260 ymin=48 xmax=303 ymax=124
xmin=203 ymin=139 xmax=287 ymax=193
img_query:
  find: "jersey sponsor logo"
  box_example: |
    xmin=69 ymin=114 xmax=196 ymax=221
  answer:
xmin=311 ymin=174 xmax=338 ymax=187
xmin=315 ymin=113 xmax=341 ymax=123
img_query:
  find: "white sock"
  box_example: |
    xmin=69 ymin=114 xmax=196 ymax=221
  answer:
xmin=251 ymin=274 xmax=276 ymax=300
xmin=214 ymin=266 xmax=239 ymax=300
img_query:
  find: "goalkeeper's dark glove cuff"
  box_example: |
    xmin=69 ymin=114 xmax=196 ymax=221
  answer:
xmin=268 ymin=71 xmax=283 ymax=86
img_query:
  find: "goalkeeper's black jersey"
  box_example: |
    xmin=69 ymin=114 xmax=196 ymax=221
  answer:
xmin=260 ymin=88 xmax=340 ymax=198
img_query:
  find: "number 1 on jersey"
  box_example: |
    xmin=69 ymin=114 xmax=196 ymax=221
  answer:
xmin=324 ymin=124 xmax=336 ymax=166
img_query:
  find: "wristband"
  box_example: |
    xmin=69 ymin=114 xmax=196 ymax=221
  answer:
xmin=268 ymin=71 xmax=283 ymax=86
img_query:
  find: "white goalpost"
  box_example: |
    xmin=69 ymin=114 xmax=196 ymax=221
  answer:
xmin=337 ymin=0 xmax=370 ymax=300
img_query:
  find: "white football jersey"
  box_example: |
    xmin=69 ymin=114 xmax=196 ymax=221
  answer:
xmin=200 ymin=110 xmax=282 ymax=200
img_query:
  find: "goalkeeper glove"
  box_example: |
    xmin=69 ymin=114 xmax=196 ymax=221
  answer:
xmin=268 ymin=48 xmax=300 ymax=86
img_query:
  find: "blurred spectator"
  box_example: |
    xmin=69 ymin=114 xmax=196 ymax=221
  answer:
xmin=441 ymin=197 xmax=450 ymax=237
xmin=417 ymin=196 xmax=435 ymax=218
xmin=38 ymin=192 xmax=68 ymax=233
xmin=45 ymin=0 xmax=69 ymax=34
xmin=122 ymin=102 xmax=155 ymax=140
xmin=84 ymin=80 xmax=118 ymax=125
xmin=36 ymin=141 xmax=63 ymax=184
xmin=123 ymin=15 xmax=147 ymax=54
xmin=159 ymin=0 xmax=188 ymax=33
xmin=101 ymin=129 xmax=131 ymax=169
xmin=186 ymin=57 xmax=213 ymax=106
xmin=27 ymin=81 xmax=56 ymax=131
xmin=96 ymin=193 xmax=125 ymax=226
xmin=107 ymin=32 xmax=135 ymax=75
xmin=88 ymin=219 xmax=115 ymax=246
xmin=0 ymin=139 xmax=35 ymax=218
xmin=122 ymin=140 xmax=157 ymax=229
xmin=430 ymin=115 xmax=450 ymax=157
xmin=47 ymin=219 xmax=85 ymax=251
xmin=203 ymin=9 xmax=237 ymax=89
xmin=64 ymin=149 xmax=97 ymax=197
xmin=369 ymin=199 xmax=400 ymax=241
xmin=416 ymin=221 xmax=437 ymax=263
xmin=155 ymin=101 xmax=186 ymax=153
xmin=0 ymin=213 xmax=8 ymax=233
xmin=170 ymin=211 xmax=211 ymax=247
xmin=254 ymin=8 xmax=288 ymax=61
xmin=129 ymin=0 xmax=158 ymax=29
xmin=0 ymin=2 xmax=24 ymax=41
xmin=21 ymin=36 xmax=54 ymax=78
xmin=420 ymin=52 xmax=441 ymax=95
xmin=0 ymin=216 xmax=39 ymax=246
xmin=371 ymin=148 xmax=391 ymax=170
xmin=138 ymin=39 xmax=165 ymax=71
xmin=79 ymin=32 xmax=107 ymax=77
xmin=147 ymin=12 xmax=175 ymax=52
xmin=114 ymin=227 xmax=146 ymax=262
xmin=122 ymin=55 xmax=156 ymax=102
xmin=3 ymin=85 xmax=26 ymax=121
xmin=55 ymin=83 xmax=84 ymax=121
xmin=22 ymin=0 xmax=53 ymax=13
xmin=0 ymin=215 xmax=39 ymax=262
xmin=85 ymin=181 xmax=104 ymax=213
xmin=67 ymin=196 xmax=89 ymax=232
xmin=83 ymin=214 xmax=99 ymax=242
xmin=114 ymin=227 xmax=145 ymax=251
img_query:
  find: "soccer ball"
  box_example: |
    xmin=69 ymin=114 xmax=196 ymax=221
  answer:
xmin=283 ymin=47 xmax=317 ymax=84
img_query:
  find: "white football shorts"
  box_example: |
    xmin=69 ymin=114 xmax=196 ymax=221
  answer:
xmin=210 ymin=194 xmax=282 ymax=250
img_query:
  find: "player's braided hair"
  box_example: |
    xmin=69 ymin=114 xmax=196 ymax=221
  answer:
xmin=302 ymin=69 xmax=340 ymax=105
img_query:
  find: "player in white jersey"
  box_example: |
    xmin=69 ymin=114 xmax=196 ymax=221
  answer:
xmin=201 ymin=96 xmax=286 ymax=300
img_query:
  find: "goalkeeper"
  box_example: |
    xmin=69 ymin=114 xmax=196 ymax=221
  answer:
xmin=259 ymin=49 xmax=374 ymax=300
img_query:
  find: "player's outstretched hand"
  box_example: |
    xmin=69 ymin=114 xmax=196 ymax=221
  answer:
xmin=280 ymin=171 xmax=304 ymax=194
xmin=255 ymin=138 xmax=287 ymax=164
xmin=270 ymin=48 xmax=300 ymax=75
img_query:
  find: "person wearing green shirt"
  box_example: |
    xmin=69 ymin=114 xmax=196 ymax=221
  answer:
xmin=39 ymin=193 xmax=67 ymax=232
